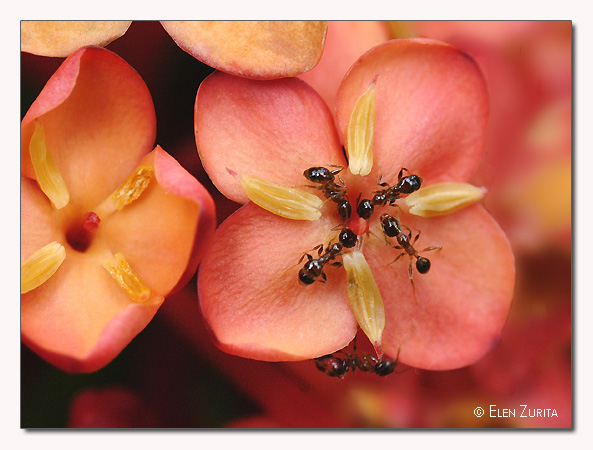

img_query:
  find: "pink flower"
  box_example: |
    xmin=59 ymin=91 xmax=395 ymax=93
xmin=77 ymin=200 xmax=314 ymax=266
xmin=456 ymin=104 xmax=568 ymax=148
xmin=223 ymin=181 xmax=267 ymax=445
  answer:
xmin=21 ymin=46 xmax=216 ymax=373
xmin=194 ymin=39 xmax=515 ymax=370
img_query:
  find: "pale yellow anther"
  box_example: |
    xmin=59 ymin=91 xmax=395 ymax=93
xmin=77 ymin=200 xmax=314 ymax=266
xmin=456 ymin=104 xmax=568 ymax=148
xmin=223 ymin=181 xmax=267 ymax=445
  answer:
xmin=240 ymin=175 xmax=323 ymax=220
xmin=21 ymin=241 xmax=66 ymax=294
xmin=405 ymin=182 xmax=486 ymax=217
xmin=103 ymin=253 xmax=151 ymax=303
xmin=347 ymin=77 xmax=377 ymax=176
xmin=342 ymin=250 xmax=385 ymax=356
xmin=29 ymin=121 xmax=70 ymax=209
xmin=110 ymin=165 xmax=154 ymax=210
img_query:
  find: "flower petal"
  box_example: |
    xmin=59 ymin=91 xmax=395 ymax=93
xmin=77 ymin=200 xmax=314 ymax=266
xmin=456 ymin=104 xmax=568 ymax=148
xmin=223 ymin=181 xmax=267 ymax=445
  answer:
xmin=21 ymin=21 xmax=131 ymax=57
xmin=197 ymin=202 xmax=358 ymax=361
xmin=195 ymin=72 xmax=344 ymax=203
xmin=363 ymin=205 xmax=514 ymax=370
xmin=100 ymin=147 xmax=215 ymax=297
xmin=21 ymin=253 xmax=163 ymax=373
xmin=21 ymin=46 xmax=156 ymax=210
xmin=298 ymin=21 xmax=391 ymax=109
xmin=161 ymin=21 xmax=327 ymax=79
xmin=21 ymin=176 xmax=63 ymax=264
xmin=335 ymin=39 xmax=489 ymax=185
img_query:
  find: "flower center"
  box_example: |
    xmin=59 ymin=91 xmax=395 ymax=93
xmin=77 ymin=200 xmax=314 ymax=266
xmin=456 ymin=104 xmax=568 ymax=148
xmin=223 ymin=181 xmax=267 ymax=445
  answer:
xmin=23 ymin=121 xmax=156 ymax=302
xmin=65 ymin=211 xmax=101 ymax=253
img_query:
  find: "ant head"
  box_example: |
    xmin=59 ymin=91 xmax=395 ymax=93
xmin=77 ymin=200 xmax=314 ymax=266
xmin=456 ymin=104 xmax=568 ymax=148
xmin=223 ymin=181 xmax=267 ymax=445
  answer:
xmin=416 ymin=256 xmax=431 ymax=274
xmin=374 ymin=359 xmax=398 ymax=376
xmin=339 ymin=228 xmax=358 ymax=248
xmin=399 ymin=175 xmax=422 ymax=194
xmin=356 ymin=198 xmax=374 ymax=220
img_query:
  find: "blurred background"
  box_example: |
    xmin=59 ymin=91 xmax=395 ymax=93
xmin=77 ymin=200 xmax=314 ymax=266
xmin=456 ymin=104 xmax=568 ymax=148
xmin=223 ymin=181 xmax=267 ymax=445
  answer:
xmin=21 ymin=21 xmax=572 ymax=428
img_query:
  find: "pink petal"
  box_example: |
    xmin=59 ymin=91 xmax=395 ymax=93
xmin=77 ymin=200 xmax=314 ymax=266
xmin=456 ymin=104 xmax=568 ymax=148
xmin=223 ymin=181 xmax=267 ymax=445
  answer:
xmin=161 ymin=21 xmax=327 ymax=79
xmin=335 ymin=39 xmax=489 ymax=185
xmin=21 ymin=46 xmax=156 ymax=210
xmin=197 ymin=202 xmax=358 ymax=361
xmin=364 ymin=205 xmax=515 ymax=370
xmin=195 ymin=72 xmax=344 ymax=203
xmin=298 ymin=21 xmax=391 ymax=109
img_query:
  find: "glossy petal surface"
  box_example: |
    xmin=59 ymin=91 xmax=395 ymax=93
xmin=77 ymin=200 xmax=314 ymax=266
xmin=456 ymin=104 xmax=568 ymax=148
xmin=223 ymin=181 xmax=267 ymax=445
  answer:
xmin=195 ymin=72 xmax=344 ymax=203
xmin=335 ymin=39 xmax=489 ymax=185
xmin=198 ymin=203 xmax=358 ymax=361
xmin=161 ymin=21 xmax=327 ymax=79
xmin=21 ymin=21 xmax=131 ymax=57
xmin=363 ymin=205 xmax=515 ymax=369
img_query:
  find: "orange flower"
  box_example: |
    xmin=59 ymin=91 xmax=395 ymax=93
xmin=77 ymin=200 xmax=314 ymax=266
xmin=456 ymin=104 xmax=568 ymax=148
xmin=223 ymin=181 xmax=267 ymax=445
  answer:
xmin=21 ymin=47 xmax=216 ymax=373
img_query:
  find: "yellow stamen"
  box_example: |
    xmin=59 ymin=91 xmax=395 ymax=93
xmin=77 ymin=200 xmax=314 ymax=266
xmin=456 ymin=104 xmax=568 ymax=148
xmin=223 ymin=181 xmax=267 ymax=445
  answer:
xmin=110 ymin=165 xmax=154 ymax=210
xmin=103 ymin=253 xmax=151 ymax=303
xmin=342 ymin=250 xmax=385 ymax=357
xmin=29 ymin=121 xmax=70 ymax=209
xmin=347 ymin=77 xmax=377 ymax=176
xmin=21 ymin=241 xmax=66 ymax=294
xmin=405 ymin=182 xmax=486 ymax=217
xmin=240 ymin=174 xmax=323 ymax=220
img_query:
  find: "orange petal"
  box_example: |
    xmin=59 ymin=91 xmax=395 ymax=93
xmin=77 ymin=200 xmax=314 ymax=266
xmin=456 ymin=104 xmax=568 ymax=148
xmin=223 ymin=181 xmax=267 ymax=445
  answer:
xmin=298 ymin=21 xmax=390 ymax=109
xmin=21 ymin=46 xmax=156 ymax=210
xmin=197 ymin=202 xmax=358 ymax=361
xmin=195 ymin=72 xmax=344 ymax=203
xmin=21 ymin=21 xmax=131 ymax=57
xmin=100 ymin=147 xmax=215 ymax=297
xmin=335 ymin=39 xmax=489 ymax=185
xmin=364 ymin=205 xmax=515 ymax=370
xmin=161 ymin=21 xmax=327 ymax=79
xmin=21 ymin=252 xmax=163 ymax=373
xmin=21 ymin=176 xmax=62 ymax=265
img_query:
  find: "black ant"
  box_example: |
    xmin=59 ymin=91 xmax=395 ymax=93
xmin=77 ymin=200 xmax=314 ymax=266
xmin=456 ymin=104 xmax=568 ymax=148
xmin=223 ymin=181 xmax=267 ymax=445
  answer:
xmin=356 ymin=168 xmax=422 ymax=220
xmin=298 ymin=228 xmax=357 ymax=285
xmin=380 ymin=213 xmax=441 ymax=294
xmin=303 ymin=166 xmax=352 ymax=221
xmin=314 ymin=343 xmax=400 ymax=378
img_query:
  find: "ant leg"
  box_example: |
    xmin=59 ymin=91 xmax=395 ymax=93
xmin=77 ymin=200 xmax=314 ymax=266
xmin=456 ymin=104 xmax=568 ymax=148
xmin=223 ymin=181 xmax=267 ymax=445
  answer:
xmin=388 ymin=252 xmax=405 ymax=266
xmin=320 ymin=272 xmax=327 ymax=283
xmin=421 ymin=245 xmax=442 ymax=253
xmin=298 ymin=252 xmax=313 ymax=264
xmin=397 ymin=167 xmax=410 ymax=181
xmin=408 ymin=258 xmax=419 ymax=304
